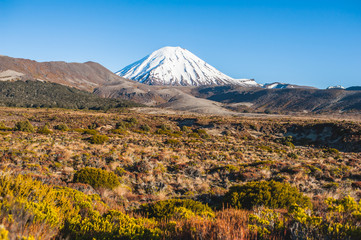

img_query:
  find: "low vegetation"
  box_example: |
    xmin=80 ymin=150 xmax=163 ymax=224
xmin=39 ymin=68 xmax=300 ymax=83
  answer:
xmin=0 ymin=107 xmax=361 ymax=239
xmin=225 ymin=180 xmax=311 ymax=210
xmin=73 ymin=167 xmax=120 ymax=189
xmin=0 ymin=80 xmax=142 ymax=110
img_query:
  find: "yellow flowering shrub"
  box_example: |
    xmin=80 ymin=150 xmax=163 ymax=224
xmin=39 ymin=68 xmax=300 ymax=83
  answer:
xmin=0 ymin=225 xmax=8 ymax=240
xmin=249 ymin=208 xmax=285 ymax=239
xmin=138 ymin=199 xmax=215 ymax=220
xmin=0 ymin=173 xmax=161 ymax=240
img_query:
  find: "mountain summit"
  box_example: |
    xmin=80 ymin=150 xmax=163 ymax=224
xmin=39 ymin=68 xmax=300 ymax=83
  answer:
xmin=116 ymin=46 xmax=258 ymax=87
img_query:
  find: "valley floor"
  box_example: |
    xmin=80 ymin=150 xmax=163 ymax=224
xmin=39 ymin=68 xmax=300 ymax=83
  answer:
xmin=0 ymin=107 xmax=361 ymax=239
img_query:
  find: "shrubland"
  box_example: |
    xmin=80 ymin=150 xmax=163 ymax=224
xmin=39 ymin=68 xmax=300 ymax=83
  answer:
xmin=0 ymin=107 xmax=361 ymax=239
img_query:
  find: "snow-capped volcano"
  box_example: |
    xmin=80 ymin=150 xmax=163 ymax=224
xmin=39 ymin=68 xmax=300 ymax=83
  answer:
xmin=115 ymin=46 xmax=259 ymax=87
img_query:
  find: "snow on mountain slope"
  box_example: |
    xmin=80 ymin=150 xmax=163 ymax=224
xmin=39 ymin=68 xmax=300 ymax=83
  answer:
xmin=263 ymin=82 xmax=317 ymax=89
xmin=327 ymin=85 xmax=345 ymax=90
xmin=116 ymin=46 xmax=259 ymax=87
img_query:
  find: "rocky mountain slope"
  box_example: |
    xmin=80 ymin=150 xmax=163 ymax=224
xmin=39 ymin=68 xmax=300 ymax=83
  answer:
xmin=192 ymin=85 xmax=361 ymax=113
xmin=116 ymin=46 xmax=258 ymax=87
xmin=0 ymin=55 xmax=130 ymax=91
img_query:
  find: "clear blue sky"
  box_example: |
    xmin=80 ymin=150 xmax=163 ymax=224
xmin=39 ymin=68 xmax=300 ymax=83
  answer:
xmin=1 ymin=0 xmax=361 ymax=88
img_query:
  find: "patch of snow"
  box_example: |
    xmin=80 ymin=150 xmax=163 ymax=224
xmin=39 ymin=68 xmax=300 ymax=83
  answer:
xmin=327 ymin=85 xmax=345 ymax=90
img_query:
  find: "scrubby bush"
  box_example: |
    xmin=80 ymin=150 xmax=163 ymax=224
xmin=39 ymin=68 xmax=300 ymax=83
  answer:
xmin=181 ymin=126 xmax=191 ymax=132
xmin=83 ymin=129 xmax=98 ymax=135
xmin=37 ymin=125 xmax=52 ymax=135
xmin=140 ymin=124 xmax=151 ymax=132
xmin=196 ymin=129 xmax=210 ymax=139
xmin=0 ymin=173 xmax=158 ymax=239
xmin=127 ymin=117 xmax=138 ymax=125
xmin=165 ymin=139 xmax=181 ymax=146
xmin=224 ymin=180 xmax=310 ymax=210
xmin=0 ymin=225 xmax=9 ymax=240
xmin=73 ymin=167 xmax=120 ymax=189
xmin=138 ymin=199 xmax=214 ymax=220
xmin=88 ymin=122 xmax=100 ymax=130
xmin=67 ymin=210 xmax=161 ymax=240
xmin=324 ymin=148 xmax=339 ymax=154
xmin=188 ymin=132 xmax=200 ymax=138
xmin=115 ymin=121 xmax=126 ymax=129
xmin=0 ymin=122 xmax=11 ymax=131
xmin=88 ymin=134 xmax=109 ymax=144
xmin=54 ymin=124 xmax=69 ymax=131
xmin=14 ymin=120 xmax=34 ymax=132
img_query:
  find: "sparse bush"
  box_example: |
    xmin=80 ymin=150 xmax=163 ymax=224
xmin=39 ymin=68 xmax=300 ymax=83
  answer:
xmin=115 ymin=121 xmax=126 ymax=129
xmin=196 ymin=129 xmax=210 ymax=139
xmin=140 ymin=124 xmax=151 ymax=132
xmin=287 ymin=152 xmax=298 ymax=159
xmin=73 ymin=167 xmax=120 ymax=189
xmin=324 ymin=148 xmax=339 ymax=155
xmin=188 ymin=132 xmax=200 ymax=138
xmin=37 ymin=125 xmax=52 ymax=135
xmin=138 ymin=199 xmax=214 ymax=220
xmin=224 ymin=180 xmax=310 ymax=210
xmin=88 ymin=122 xmax=100 ymax=130
xmin=160 ymin=124 xmax=171 ymax=131
xmin=181 ymin=126 xmax=191 ymax=132
xmin=165 ymin=139 xmax=181 ymax=146
xmin=127 ymin=117 xmax=138 ymax=125
xmin=111 ymin=128 xmax=127 ymax=135
xmin=0 ymin=122 xmax=11 ymax=131
xmin=14 ymin=120 xmax=34 ymax=132
xmin=54 ymin=124 xmax=69 ymax=131
xmin=83 ymin=129 xmax=98 ymax=135
xmin=88 ymin=134 xmax=109 ymax=144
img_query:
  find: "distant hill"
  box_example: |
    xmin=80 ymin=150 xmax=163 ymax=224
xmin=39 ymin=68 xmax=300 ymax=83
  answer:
xmin=192 ymin=85 xmax=361 ymax=113
xmin=346 ymin=86 xmax=361 ymax=91
xmin=0 ymin=80 xmax=142 ymax=110
xmin=0 ymin=55 xmax=131 ymax=91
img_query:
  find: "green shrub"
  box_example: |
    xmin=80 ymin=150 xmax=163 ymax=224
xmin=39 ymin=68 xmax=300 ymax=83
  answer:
xmin=115 ymin=121 xmax=126 ymax=129
xmin=83 ymin=129 xmax=98 ymax=135
xmin=88 ymin=122 xmax=100 ymax=130
xmin=138 ymin=199 xmax=214 ymax=220
xmin=37 ymin=125 xmax=52 ymax=135
xmin=0 ymin=173 xmax=157 ymax=239
xmin=127 ymin=117 xmax=138 ymax=125
xmin=160 ymin=124 xmax=171 ymax=131
xmin=54 ymin=124 xmax=69 ymax=131
xmin=67 ymin=210 xmax=161 ymax=240
xmin=0 ymin=174 xmax=106 ymax=239
xmin=181 ymin=126 xmax=191 ymax=132
xmin=188 ymin=132 xmax=200 ymax=138
xmin=165 ymin=139 xmax=181 ymax=146
xmin=111 ymin=128 xmax=128 ymax=135
xmin=0 ymin=122 xmax=11 ymax=131
xmin=14 ymin=120 xmax=34 ymax=132
xmin=287 ymin=152 xmax=298 ymax=159
xmin=324 ymin=148 xmax=339 ymax=155
xmin=196 ymin=129 xmax=210 ymax=139
xmin=224 ymin=180 xmax=310 ymax=210
xmin=73 ymin=167 xmax=120 ymax=189
xmin=88 ymin=134 xmax=109 ymax=144
xmin=140 ymin=124 xmax=151 ymax=132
